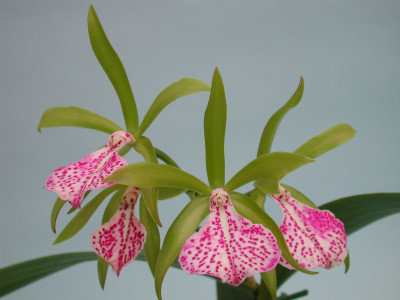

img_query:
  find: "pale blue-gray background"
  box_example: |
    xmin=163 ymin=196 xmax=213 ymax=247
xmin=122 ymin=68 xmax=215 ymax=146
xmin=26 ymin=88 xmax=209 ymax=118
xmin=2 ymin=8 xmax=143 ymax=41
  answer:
xmin=1 ymin=1 xmax=399 ymax=299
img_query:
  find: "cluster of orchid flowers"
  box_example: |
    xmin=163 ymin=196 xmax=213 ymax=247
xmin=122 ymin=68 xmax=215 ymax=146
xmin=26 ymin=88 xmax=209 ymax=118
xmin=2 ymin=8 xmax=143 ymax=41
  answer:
xmin=39 ymin=6 xmax=355 ymax=300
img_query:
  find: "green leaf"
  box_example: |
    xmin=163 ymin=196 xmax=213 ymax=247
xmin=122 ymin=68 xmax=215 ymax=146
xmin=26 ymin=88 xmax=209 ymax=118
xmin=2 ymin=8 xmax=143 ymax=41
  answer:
xmin=50 ymin=198 xmax=66 ymax=233
xmin=134 ymin=136 xmax=162 ymax=226
xmin=276 ymin=193 xmax=400 ymax=288
xmin=225 ymin=152 xmax=314 ymax=193
xmin=101 ymin=189 xmax=125 ymax=224
xmin=0 ymin=252 xmax=98 ymax=297
xmin=140 ymin=195 xmax=160 ymax=277
xmin=217 ymin=281 xmax=255 ymax=300
xmin=155 ymin=196 xmax=209 ymax=300
xmin=87 ymin=5 xmax=138 ymax=132
xmin=230 ymin=193 xmax=316 ymax=275
xmin=135 ymin=78 xmax=211 ymax=137
xmin=97 ymin=257 xmax=109 ymax=290
xmin=37 ymin=106 xmax=123 ymax=134
xmin=280 ymin=184 xmax=318 ymax=209
xmin=53 ymin=185 xmax=122 ymax=245
xmin=105 ymin=162 xmax=212 ymax=196
xmin=294 ymin=123 xmax=356 ymax=159
xmin=257 ymin=77 xmax=304 ymax=156
xmin=204 ymin=68 xmax=227 ymax=188
xmin=261 ymin=270 xmax=277 ymax=300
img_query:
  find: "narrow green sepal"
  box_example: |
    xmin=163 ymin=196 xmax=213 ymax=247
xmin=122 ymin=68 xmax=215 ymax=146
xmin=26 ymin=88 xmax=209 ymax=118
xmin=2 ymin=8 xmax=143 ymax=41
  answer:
xmin=87 ymin=5 xmax=138 ymax=132
xmin=50 ymin=198 xmax=66 ymax=234
xmin=97 ymin=257 xmax=109 ymax=290
xmin=254 ymin=177 xmax=280 ymax=195
xmin=344 ymin=252 xmax=350 ymax=274
xmin=280 ymin=184 xmax=318 ymax=208
xmin=101 ymin=189 xmax=125 ymax=224
xmin=261 ymin=269 xmax=277 ymax=300
xmin=249 ymin=188 xmax=266 ymax=210
xmin=257 ymin=77 xmax=304 ymax=156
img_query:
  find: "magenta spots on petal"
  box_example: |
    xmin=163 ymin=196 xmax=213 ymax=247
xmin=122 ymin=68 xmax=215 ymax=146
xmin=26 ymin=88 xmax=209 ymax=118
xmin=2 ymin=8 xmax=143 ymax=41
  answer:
xmin=179 ymin=189 xmax=281 ymax=286
xmin=44 ymin=131 xmax=134 ymax=208
xmin=271 ymin=186 xmax=348 ymax=270
xmin=90 ymin=186 xmax=146 ymax=275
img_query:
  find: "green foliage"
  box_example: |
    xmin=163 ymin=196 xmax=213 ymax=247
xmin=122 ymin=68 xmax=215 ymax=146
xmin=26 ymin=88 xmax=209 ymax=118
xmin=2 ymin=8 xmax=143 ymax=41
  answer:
xmin=257 ymin=77 xmax=304 ymax=156
xmin=50 ymin=197 xmax=66 ymax=233
xmin=204 ymin=68 xmax=227 ymax=188
xmin=135 ymin=78 xmax=211 ymax=137
xmin=261 ymin=270 xmax=277 ymax=299
xmin=217 ymin=281 xmax=255 ymax=300
xmin=97 ymin=257 xmax=109 ymax=290
xmin=87 ymin=6 xmax=138 ymax=132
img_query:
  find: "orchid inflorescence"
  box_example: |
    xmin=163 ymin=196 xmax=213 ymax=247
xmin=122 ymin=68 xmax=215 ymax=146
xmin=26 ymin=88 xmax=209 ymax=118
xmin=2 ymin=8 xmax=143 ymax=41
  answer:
xmin=39 ymin=5 xmax=355 ymax=300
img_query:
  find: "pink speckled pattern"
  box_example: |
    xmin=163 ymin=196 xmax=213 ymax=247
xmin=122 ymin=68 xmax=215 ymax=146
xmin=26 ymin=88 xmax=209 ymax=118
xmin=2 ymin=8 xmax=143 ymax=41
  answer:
xmin=44 ymin=131 xmax=134 ymax=208
xmin=91 ymin=186 xmax=146 ymax=276
xmin=179 ymin=189 xmax=281 ymax=286
xmin=270 ymin=185 xmax=347 ymax=269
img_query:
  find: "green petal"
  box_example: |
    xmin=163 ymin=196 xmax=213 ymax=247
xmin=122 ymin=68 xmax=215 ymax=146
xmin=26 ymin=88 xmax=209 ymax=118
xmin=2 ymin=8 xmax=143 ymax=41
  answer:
xmin=101 ymin=189 xmax=125 ymax=224
xmin=155 ymin=196 xmax=209 ymax=300
xmin=140 ymin=195 xmax=160 ymax=277
xmin=294 ymin=123 xmax=356 ymax=159
xmin=225 ymin=152 xmax=314 ymax=192
xmin=37 ymin=106 xmax=123 ymax=134
xmin=204 ymin=68 xmax=227 ymax=188
xmin=105 ymin=162 xmax=212 ymax=195
xmin=135 ymin=78 xmax=210 ymax=137
xmin=53 ymin=185 xmax=122 ymax=245
xmin=97 ymin=257 xmax=109 ymax=290
xmin=261 ymin=269 xmax=277 ymax=300
xmin=50 ymin=197 xmax=66 ymax=234
xmin=87 ymin=5 xmax=138 ymax=132
xmin=257 ymin=77 xmax=304 ymax=156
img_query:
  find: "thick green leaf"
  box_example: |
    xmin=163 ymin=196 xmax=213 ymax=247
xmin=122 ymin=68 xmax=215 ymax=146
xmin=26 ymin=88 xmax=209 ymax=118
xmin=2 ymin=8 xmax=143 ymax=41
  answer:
xmin=53 ymin=185 xmax=122 ymax=245
xmin=50 ymin=198 xmax=66 ymax=233
xmin=105 ymin=162 xmax=212 ymax=195
xmin=135 ymin=78 xmax=211 ymax=137
xmin=276 ymin=193 xmax=400 ymax=288
xmin=37 ymin=106 xmax=123 ymax=134
xmin=257 ymin=77 xmax=304 ymax=156
xmin=0 ymin=252 xmax=98 ymax=297
xmin=134 ymin=136 xmax=162 ymax=226
xmin=225 ymin=152 xmax=314 ymax=193
xmin=87 ymin=5 xmax=138 ymax=132
xmin=294 ymin=123 xmax=356 ymax=159
xmin=140 ymin=196 xmax=160 ymax=277
xmin=155 ymin=196 xmax=209 ymax=300
xmin=261 ymin=270 xmax=277 ymax=300
xmin=97 ymin=257 xmax=109 ymax=290
xmin=230 ymin=193 xmax=316 ymax=275
xmin=217 ymin=281 xmax=255 ymax=300
xmin=101 ymin=189 xmax=125 ymax=224
xmin=204 ymin=68 xmax=227 ymax=188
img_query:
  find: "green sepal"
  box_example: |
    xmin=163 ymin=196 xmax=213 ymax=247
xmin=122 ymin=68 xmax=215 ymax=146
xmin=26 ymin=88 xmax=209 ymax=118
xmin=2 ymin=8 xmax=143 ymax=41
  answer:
xmin=154 ymin=147 xmax=180 ymax=168
xmin=87 ymin=5 xmax=138 ymax=132
xmin=230 ymin=193 xmax=316 ymax=275
xmin=135 ymin=78 xmax=211 ymax=137
xmin=134 ymin=136 xmax=162 ymax=226
xmin=97 ymin=257 xmax=109 ymax=290
xmin=294 ymin=123 xmax=356 ymax=159
xmin=257 ymin=77 xmax=304 ymax=156
xmin=105 ymin=162 xmax=212 ymax=195
xmin=250 ymin=188 xmax=266 ymax=209
xmin=225 ymin=152 xmax=314 ymax=192
xmin=101 ymin=189 xmax=124 ymax=224
xmin=158 ymin=187 xmax=186 ymax=200
xmin=344 ymin=252 xmax=350 ymax=274
xmin=37 ymin=106 xmax=123 ymax=134
xmin=280 ymin=184 xmax=318 ymax=209
xmin=261 ymin=269 xmax=277 ymax=300
xmin=254 ymin=177 xmax=280 ymax=195
xmin=50 ymin=197 xmax=66 ymax=233
xmin=53 ymin=185 xmax=123 ymax=245
xmin=204 ymin=68 xmax=227 ymax=188
xmin=154 ymin=196 xmax=209 ymax=300
xmin=139 ymin=195 xmax=160 ymax=277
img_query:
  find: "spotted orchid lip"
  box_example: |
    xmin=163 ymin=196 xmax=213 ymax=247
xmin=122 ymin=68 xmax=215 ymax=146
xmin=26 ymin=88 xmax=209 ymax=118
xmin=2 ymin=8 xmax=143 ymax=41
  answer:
xmin=44 ymin=131 xmax=134 ymax=208
xmin=91 ymin=186 xmax=146 ymax=276
xmin=271 ymin=186 xmax=348 ymax=270
xmin=179 ymin=188 xmax=281 ymax=286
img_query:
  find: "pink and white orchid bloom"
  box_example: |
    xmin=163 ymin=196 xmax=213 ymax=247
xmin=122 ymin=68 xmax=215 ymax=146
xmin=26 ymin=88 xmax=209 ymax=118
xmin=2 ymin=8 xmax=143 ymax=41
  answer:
xmin=91 ymin=186 xmax=146 ymax=276
xmin=179 ymin=188 xmax=281 ymax=286
xmin=44 ymin=131 xmax=134 ymax=208
xmin=270 ymin=185 xmax=347 ymax=270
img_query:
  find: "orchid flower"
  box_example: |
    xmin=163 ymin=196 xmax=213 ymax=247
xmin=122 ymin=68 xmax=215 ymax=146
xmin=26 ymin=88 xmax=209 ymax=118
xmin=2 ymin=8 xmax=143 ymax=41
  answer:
xmin=91 ymin=186 xmax=146 ymax=275
xmin=270 ymin=185 xmax=347 ymax=269
xmin=44 ymin=131 xmax=134 ymax=208
xmin=179 ymin=188 xmax=281 ymax=286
